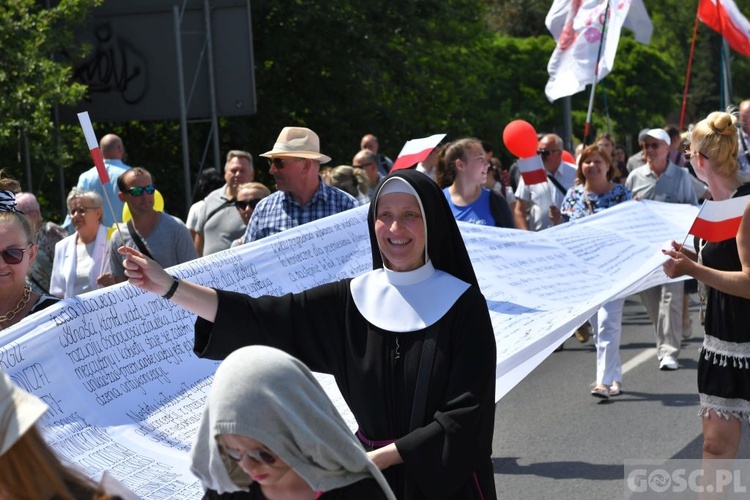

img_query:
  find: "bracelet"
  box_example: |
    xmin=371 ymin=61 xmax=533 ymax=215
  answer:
xmin=162 ymin=276 xmax=180 ymax=300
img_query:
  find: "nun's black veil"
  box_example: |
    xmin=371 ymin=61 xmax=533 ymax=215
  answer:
xmin=367 ymin=169 xmax=479 ymax=288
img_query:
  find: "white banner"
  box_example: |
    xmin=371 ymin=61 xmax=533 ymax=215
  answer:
xmin=0 ymin=199 xmax=697 ymax=499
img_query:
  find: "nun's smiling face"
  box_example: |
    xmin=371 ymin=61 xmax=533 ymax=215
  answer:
xmin=375 ymin=192 xmax=425 ymax=272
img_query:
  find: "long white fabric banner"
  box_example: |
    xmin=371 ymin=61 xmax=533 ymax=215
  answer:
xmin=0 ymin=199 xmax=697 ymax=498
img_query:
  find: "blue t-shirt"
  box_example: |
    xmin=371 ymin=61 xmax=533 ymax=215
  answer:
xmin=443 ymin=188 xmax=495 ymax=226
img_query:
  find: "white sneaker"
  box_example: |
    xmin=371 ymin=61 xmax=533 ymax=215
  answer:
xmin=659 ymin=355 xmax=679 ymax=371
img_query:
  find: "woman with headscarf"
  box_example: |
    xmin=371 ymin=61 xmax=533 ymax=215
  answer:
xmin=663 ymin=110 xmax=750 ymax=460
xmin=0 ymin=370 xmax=123 ymax=498
xmin=50 ymin=188 xmax=109 ymax=298
xmin=193 ymin=345 xmax=394 ymax=499
xmin=121 ymin=170 xmax=497 ymax=499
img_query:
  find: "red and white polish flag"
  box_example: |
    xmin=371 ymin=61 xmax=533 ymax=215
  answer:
xmin=517 ymin=156 xmax=548 ymax=186
xmin=390 ymin=133 xmax=447 ymax=172
xmin=698 ymin=0 xmax=750 ymax=58
xmin=689 ymin=195 xmax=750 ymax=242
xmin=76 ymin=111 xmax=110 ymax=184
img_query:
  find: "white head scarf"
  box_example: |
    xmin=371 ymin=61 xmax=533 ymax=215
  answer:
xmin=190 ymin=346 xmax=394 ymax=498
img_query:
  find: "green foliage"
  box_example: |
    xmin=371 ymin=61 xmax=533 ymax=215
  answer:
xmin=0 ymin=0 xmax=99 ymax=218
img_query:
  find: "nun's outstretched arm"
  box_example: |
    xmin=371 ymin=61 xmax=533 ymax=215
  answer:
xmin=120 ymin=246 xmax=218 ymax=322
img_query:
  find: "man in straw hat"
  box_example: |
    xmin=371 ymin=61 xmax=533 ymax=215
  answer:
xmin=242 ymin=126 xmax=359 ymax=243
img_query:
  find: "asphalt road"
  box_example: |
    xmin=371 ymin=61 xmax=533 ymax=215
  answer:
xmin=491 ymin=294 xmax=750 ymax=500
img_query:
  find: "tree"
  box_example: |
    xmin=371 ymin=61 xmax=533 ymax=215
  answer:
xmin=0 ymin=0 xmax=99 ymax=190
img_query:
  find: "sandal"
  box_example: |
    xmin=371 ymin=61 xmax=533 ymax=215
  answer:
xmin=591 ymin=386 xmax=610 ymax=400
xmin=609 ymin=384 xmax=622 ymax=397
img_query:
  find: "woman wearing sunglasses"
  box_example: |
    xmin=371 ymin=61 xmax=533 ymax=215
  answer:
xmin=230 ymin=183 xmax=270 ymax=248
xmin=0 ymin=172 xmax=57 ymax=331
xmin=193 ymin=345 xmax=394 ymax=499
xmin=50 ymin=188 xmax=108 ymax=298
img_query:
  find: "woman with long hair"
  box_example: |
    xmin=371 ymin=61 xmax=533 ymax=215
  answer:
xmin=436 ymin=138 xmax=514 ymax=228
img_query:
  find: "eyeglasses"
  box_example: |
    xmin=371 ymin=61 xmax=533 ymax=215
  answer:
xmin=235 ymin=199 xmax=262 ymax=210
xmin=268 ymin=158 xmax=304 ymax=169
xmin=0 ymin=244 xmax=33 ymax=265
xmin=684 ymin=151 xmax=707 ymax=161
xmin=127 ymin=184 xmax=156 ymax=197
xmin=537 ymin=149 xmax=560 ymax=158
xmin=68 ymin=206 xmax=97 ymax=217
xmin=223 ymin=447 xmax=277 ymax=466
xmin=353 ymin=162 xmax=374 ymax=169
xmin=642 ymin=142 xmax=663 ymax=150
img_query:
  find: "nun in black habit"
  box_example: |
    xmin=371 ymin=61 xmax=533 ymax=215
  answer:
xmin=121 ymin=169 xmax=498 ymax=499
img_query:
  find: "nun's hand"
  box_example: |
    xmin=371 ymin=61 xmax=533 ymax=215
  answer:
xmin=120 ymin=246 xmax=173 ymax=296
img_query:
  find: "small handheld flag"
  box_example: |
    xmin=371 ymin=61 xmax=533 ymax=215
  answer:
xmin=688 ymin=195 xmax=750 ymax=243
xmin=77 ymin=112 xmax=110 ymax=184
xmin=390 ymin=134 xmax=447 ymax=172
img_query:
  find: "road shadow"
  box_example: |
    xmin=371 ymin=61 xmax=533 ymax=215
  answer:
xmin=493 ymin=456 xmax=622 ymax=480
xmin=601 ymin=390 xmax=700 ymax=408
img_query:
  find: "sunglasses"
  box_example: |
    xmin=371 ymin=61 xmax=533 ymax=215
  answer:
xmin=353 ymin=161 xmax=374 ymax=169
xmin=127 ymin=184 xmax=156 ymax=197
xmin=223 ymin=447 xmax=277 ymax=466
xmin=267 ymin=158 xmax=304 ymax=169
xmin=642 ymin=142 xmax=662 ymax=150
xmin=537 ymin=149 xmax=559 ymax=158
xmin=69 ymin=206 xmax=98 ymax=217
xmin=684 ymin=151 xmax=707 ymax=161
xmin=0 ymin=244 xmax=33 ymax=265
xmin=235 ymin=199 xmax=262 ymax=210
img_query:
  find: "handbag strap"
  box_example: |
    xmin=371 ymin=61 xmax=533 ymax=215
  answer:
xmin=126 ymin=220 xmax=154 ymax=260
xmin=547 ymin=173 xmax=567 ymax=196
xmin=409 ymin=323 xmax=439 ymax=431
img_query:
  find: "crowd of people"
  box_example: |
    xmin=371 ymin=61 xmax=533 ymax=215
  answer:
xmin=1 ymin=106 xmax=750 ymax=498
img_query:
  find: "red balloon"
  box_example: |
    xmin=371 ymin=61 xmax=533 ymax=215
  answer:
xmin=561 ymin=150 xmax=576 ymax=164
xmin=502 ymin=120 xmax=539 ymax=158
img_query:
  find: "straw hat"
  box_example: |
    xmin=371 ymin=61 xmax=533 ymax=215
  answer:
xmin=0 ymin=370 xmax=48 ymax=456
xmin=260 ymin=127 xmax=331 ymax=164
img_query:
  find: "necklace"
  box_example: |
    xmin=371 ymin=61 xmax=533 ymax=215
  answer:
xmin=0 ymin=285 xmax=31 ymax=325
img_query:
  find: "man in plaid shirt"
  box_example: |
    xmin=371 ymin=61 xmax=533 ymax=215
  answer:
xmin=242 ymin=127 xmax=359 ymax=243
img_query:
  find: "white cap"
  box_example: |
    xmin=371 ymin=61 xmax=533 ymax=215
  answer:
xmin=644 ymin=128 xmax=671 ymax=146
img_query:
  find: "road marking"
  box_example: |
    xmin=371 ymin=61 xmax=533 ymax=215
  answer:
xmin=621 ymin=348 xmax=657 ymax=375
xmin=591 ymin=347 xmax=657 ymax=387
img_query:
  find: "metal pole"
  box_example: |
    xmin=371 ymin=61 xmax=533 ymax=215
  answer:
xmin=204 ymin=0 xmax=221 ymax=173
xmin=582 ymin=0 xmax=611 ymax=146
xmin=22 ymin=131 xmax=32 ymax=192
xmin=174 ymin=6 xmax=192 ymax=213
xmin=562 ymin=96 xmax=573 ymax=153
